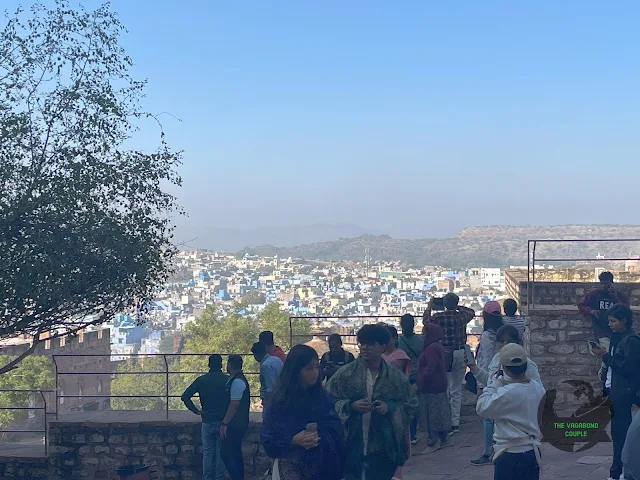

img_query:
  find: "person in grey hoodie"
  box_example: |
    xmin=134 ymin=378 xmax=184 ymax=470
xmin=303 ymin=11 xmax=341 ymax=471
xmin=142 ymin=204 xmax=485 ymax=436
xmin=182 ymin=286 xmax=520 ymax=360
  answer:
xmin=623 ymin=412 xmax=640 ymax=480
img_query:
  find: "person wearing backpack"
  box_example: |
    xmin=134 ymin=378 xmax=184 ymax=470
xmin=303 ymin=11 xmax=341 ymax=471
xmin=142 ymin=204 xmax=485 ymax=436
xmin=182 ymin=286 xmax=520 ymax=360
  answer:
xmin=592 ymin=304 xmax=640 ymax=480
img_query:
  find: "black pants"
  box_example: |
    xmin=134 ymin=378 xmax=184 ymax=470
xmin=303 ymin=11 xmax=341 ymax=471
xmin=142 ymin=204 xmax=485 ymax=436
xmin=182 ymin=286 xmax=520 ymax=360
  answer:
xmin=494 ymin=450 xmax=540 ymax=480
xmin=345 ymin=455 xmax=397 ymax=480
xmin=610 ymin=395 xmax=634 ymax=479
xmin=221 ymin=426 xmax=247 ymax=480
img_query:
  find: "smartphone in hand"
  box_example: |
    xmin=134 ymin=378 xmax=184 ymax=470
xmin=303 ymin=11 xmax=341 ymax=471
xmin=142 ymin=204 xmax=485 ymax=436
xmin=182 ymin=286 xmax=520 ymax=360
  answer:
xmin=306 ymin=423 xmax=318 ymax=433
xmin=587 ymin=340 xmax=599 ymax=356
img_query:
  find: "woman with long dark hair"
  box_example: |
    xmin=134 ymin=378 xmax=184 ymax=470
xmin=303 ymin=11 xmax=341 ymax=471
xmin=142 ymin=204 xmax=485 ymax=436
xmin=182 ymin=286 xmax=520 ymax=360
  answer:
xmin=260 ymin=344 xmax=346 ymax=480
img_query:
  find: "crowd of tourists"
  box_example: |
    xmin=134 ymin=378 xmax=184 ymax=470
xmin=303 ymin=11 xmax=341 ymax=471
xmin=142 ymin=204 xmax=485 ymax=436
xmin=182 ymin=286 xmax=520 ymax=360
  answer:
xmin=180 ymin=274 xmax=640 ymax=480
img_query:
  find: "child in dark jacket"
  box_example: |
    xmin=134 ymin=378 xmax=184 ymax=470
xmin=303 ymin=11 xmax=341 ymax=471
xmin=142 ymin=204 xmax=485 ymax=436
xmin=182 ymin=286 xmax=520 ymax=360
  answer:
xmin=416 ymin=323 xmax=452 ymax=454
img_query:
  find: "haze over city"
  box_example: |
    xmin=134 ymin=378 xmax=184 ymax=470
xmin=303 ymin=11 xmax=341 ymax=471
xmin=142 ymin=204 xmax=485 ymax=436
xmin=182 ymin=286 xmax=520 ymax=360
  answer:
xmin=65 ymin=0 xmax=640 ymax=247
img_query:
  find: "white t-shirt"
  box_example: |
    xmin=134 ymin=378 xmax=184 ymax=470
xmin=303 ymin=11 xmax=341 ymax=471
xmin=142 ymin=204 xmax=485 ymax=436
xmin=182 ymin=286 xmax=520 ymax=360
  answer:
xmin=230 ymin=378 xmax=246 ymax=400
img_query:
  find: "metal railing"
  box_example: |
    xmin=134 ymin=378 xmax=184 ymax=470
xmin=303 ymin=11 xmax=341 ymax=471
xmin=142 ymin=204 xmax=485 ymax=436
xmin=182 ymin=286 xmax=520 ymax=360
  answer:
xmin=289 ymin=314 xmax=482 ymax=346
xmin=527 ymin=238 xmax=640 ymax=311
xmin=52 ymin=353 xmax=261 ymax=420
xmin=0 ymin=389 xmax=55 ymax=454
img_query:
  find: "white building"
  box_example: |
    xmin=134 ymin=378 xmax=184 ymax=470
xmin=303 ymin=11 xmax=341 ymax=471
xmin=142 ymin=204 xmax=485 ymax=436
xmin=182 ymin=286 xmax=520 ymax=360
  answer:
xmin=480 ymin=268 xmax=502 ymax=287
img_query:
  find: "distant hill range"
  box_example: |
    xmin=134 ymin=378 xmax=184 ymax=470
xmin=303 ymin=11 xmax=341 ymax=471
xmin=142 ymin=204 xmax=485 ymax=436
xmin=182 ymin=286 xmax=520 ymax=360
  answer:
xmin=176 ymin=223 xmax=375 ymax=252
xmin=237 ymin=225 xmax=640 ymax=268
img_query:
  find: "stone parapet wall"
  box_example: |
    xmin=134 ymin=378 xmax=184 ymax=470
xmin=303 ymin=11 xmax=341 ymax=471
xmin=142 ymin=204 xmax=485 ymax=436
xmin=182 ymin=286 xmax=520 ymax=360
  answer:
xmin=0 ymin=455 xmax=49 ymax=479
xmin=0 ymin=412 xmax=269 ymax=480
xmin=525 ymin=307 xmax=640 ymax=406
xmin=504 ymin=271 xmax=640 ymax=308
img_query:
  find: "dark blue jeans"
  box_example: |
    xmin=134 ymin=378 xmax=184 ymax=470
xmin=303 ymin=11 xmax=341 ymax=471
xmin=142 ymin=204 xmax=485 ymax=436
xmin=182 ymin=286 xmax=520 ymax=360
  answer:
xmin=202 ymin=421 xmax=225 ymax=480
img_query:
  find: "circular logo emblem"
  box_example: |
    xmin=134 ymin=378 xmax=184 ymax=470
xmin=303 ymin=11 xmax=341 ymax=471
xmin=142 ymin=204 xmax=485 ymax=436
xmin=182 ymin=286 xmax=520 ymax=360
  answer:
xmin=539 ymin=380 xmax=611 ymax=452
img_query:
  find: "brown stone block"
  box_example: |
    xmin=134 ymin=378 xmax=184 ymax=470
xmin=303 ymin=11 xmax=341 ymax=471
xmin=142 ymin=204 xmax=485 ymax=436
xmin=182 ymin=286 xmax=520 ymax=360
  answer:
xmin=145 ymin=447 xmax=164 ymax=457
xmin=89 ymin=434 xmax=105 ymax=443
xmin=73 ymin=434 xmax=86 ymax=444
xmin=566 ymin=356 xmax=600 ymax=365
xmin=147 ymin=432 xmax=163 ymax=444
xmin=566 ymin=366 xmax=591 ymax=376
xmin=107 ymin=434 xmax=126 ymax=444
xmin=132 ymin=445 xmax=148 ymax=456
xmin=113 ymin=446 xmax=130 ymax=456
xmin=180 ymin=445 xmax=195 ymax=453
xmin=548 ymin=320 xmax=568 ymax=329
xmin=548 ymin=345 xmax=574 ymax=354
xmin=529 ymin=345 xmax=545 ymax=356
xmin=567 ymin=331 xmax=591 ymax=341
xmin=527 ymin=320 xmax=545 ymax=331
xmin=531 ymin=332 xmax=556 ymax=343
xmin=569 ymin=319 xmax=590 ymax=328
xmin=130 ymin=434 xmax=147 ymax=444
xmin=78 ymin=445 xmax=91 ymax=455
xmin=81 ymin=457 xmax=99 ymax=466
xmin=101 ymin=457 xmax=120 ymax=469
xmin=535 ymin=357 xmax=557 ymax=365
xmin=165 ymin=444 xmax=179 ymax=455
xmin=94 ymin=446 xmax=110 ymax=455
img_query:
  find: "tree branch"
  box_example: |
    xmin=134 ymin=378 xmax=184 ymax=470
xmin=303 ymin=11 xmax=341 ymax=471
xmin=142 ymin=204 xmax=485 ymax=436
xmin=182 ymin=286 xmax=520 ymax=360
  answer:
xmin=0 ymin=332 xmax=42 ymax=375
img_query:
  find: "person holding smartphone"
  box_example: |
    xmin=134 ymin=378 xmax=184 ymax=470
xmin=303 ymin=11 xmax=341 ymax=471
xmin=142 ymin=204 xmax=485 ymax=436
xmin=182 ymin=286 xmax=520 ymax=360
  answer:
xmin=424 ymin=293 xmax=476 ymax=434
xmin=466 ymin=325 xmax=541 ymax=467
xmin=326 ymin=324 xmax=419 ymax=480
xmin=260 ymin=345 xmax=346 ymax=480
xmin=591 ymin=304 xmax=640 ymax=480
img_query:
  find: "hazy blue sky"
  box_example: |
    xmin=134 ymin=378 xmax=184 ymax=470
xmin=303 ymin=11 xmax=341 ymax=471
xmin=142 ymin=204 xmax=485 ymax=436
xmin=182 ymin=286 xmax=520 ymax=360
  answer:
xmin=39 ymin=1 xmax=640 ymax=242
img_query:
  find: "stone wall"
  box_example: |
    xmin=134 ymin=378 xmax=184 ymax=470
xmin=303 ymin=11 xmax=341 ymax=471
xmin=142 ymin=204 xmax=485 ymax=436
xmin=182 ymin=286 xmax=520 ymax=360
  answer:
xmin=525 ymin=306 xmax=640 ymax=407
xmin=504 ymin=269 xmax=640 ymax=308
xmin=0 ymin=412 xmax=269 ymax=480
xmin=0 ymin=455 xmax=50 ymax=479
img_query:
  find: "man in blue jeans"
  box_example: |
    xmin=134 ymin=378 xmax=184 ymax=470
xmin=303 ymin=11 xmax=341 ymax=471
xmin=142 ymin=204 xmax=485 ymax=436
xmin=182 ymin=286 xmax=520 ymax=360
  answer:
xmin=182 ymin=354 xmax=229 ymax=480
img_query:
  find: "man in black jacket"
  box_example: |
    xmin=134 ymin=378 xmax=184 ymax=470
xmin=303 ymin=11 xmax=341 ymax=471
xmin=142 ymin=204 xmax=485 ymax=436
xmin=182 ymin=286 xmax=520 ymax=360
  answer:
xmin=592 ymin=304 xmax=640 ymax=480
xmin=182 ymin=354 xmax=230 ymax=480
xmin=220 ymin=354 xmax=251 ymax=480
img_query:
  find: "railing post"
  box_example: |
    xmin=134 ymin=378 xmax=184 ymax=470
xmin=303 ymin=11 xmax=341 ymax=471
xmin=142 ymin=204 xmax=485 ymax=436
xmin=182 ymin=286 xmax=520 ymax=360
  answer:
xmin=531 ymin=241 xmax=537 ymax=312
xmin=52 ymin=356 xmax=59 ymax=420
xmin=289 ymin=316 xmax=293 ymax=348
xmin=162 ymin=354 xmax=169 ymax=420
xmin=39 ymin=390 xmax=48 ymax=455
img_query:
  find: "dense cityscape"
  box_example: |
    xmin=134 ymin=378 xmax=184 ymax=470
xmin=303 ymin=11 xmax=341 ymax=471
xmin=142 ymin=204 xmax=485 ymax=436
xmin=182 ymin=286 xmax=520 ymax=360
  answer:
xmin=99 ymin=250 xmax=514 ymax=359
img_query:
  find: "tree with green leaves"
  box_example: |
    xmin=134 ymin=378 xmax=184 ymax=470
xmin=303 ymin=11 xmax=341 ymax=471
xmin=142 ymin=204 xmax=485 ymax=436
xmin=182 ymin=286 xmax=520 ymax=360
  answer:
xmin=258 ymin=302 xmax=311 ymax=350
xmin=110 ymin=356 xmax=188 ymax=411
xmin=0 ymin=355 xmax=53 ymax=428
xmin=0 ymin=1 xmax=182 ymax=374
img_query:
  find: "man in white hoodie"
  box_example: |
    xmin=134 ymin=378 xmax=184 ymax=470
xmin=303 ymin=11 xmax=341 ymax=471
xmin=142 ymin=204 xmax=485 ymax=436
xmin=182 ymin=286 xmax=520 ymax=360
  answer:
xmin=476 ymin=343 xmax=546 ymax=480
xmin=468 ymin=324 xmax=541 ymax=466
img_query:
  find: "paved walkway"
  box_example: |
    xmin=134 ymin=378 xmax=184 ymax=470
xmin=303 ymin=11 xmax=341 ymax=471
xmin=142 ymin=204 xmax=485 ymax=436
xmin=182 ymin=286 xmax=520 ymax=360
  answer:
xmin=403 ymin=415 xmax=614 ymax=480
